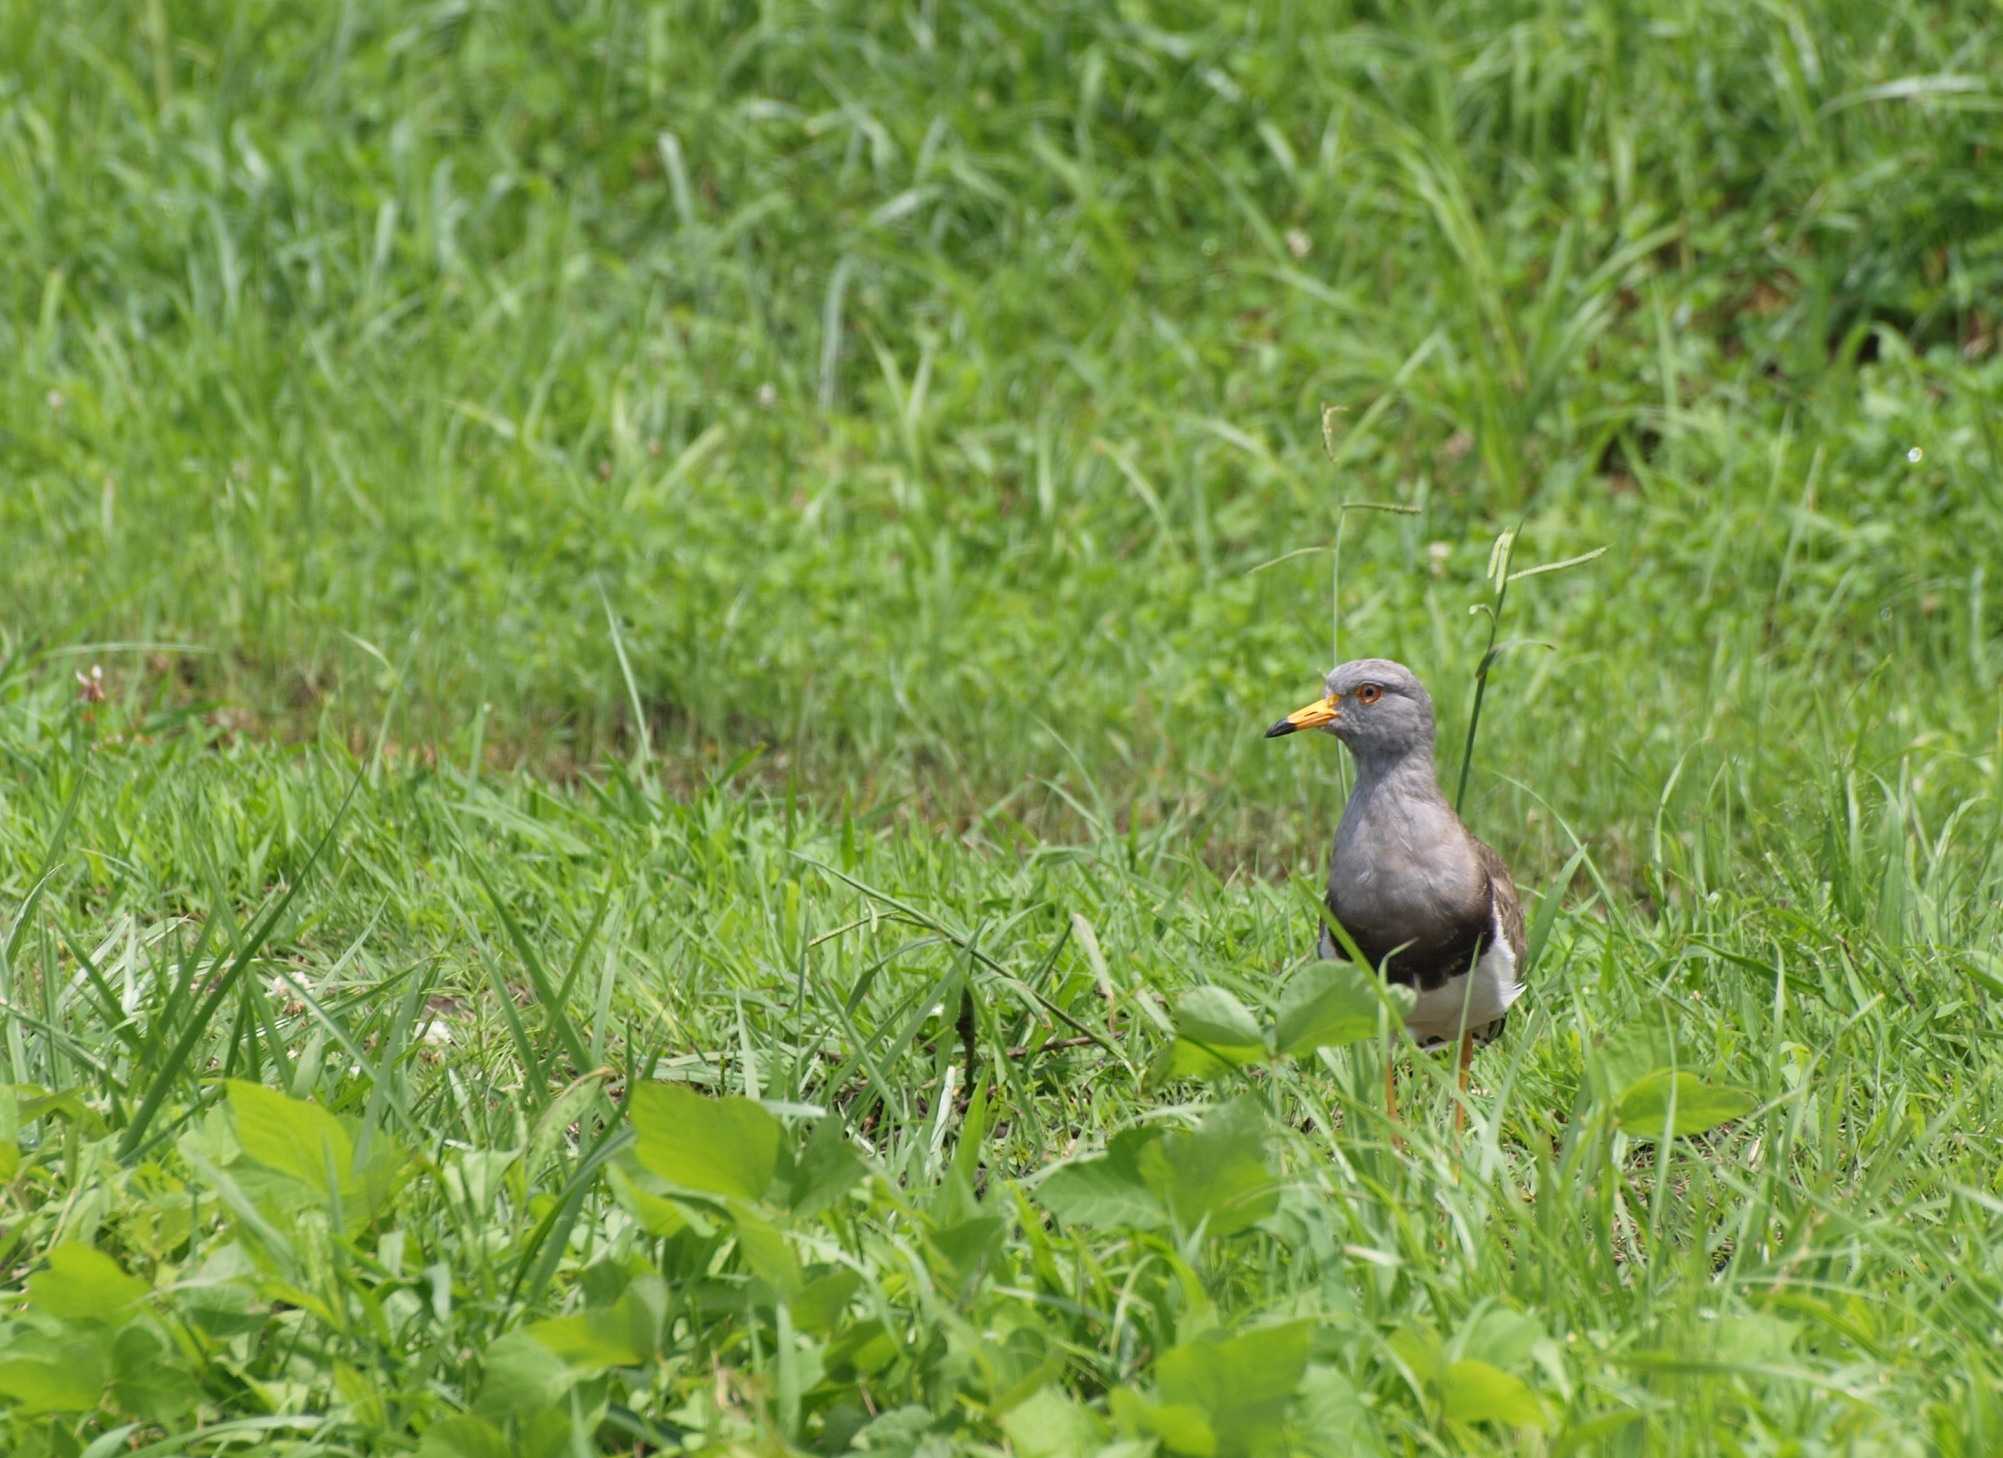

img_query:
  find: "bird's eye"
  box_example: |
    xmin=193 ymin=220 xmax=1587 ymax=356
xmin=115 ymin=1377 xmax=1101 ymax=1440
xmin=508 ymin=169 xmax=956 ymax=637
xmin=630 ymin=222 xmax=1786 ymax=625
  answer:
xmin=1356 ymin=683 xmax=1383 ymax=705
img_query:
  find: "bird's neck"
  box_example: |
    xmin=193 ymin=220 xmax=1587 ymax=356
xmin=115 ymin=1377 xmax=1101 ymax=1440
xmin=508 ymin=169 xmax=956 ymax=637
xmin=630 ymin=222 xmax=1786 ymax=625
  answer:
xmin=1332 ymin=744 xmax=1483 ymax=923
xmin=1347 ymin=745 xmax=1443 ymax=806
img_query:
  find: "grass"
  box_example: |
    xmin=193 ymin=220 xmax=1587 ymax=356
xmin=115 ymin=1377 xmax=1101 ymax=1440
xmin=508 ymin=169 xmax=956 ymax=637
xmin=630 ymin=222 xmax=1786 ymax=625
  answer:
xmin=2 ymin=0 xmax=2002 ymax=1452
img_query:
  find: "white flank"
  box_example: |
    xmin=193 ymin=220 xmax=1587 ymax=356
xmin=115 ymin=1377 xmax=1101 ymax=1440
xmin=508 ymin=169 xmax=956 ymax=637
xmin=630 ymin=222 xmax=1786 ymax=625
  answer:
xmin=1401 ymin=904 xmax=1523 ymax=1045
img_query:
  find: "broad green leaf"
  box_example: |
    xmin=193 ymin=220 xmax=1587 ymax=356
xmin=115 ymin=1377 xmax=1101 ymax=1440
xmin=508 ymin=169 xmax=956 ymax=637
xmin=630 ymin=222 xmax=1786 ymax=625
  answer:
xmin=6 ymin=1085 xmax=102 ymax=1134
xmin=1460 ymin=1307 xmax=1546 ymax=1370
xmin=177 ymin=1243 xmax=264 ymax=1338
xmin=525 ymin=1277 xmax=668 ymax=1373
xmin=1388 ymin=1321 xmax=1444 ymax=1384
xmin=110 ymin=1323 xmax=196 ymax=1423
xmin=27 ymin=1243 xmax=148 ymax=1322
xmin=983 ymin=1324 xmax=1067 ymax=1416
xmin=0 ymin=1139 xmax=17 ymax=1181
xmin=417 ymin=1414 xmax=514 ymax=1458
xmin=227 ymin=1080 xmax=405 ymax=1229
xmin=1156 ymin=1319 xmax=1313 ymax=1412
xmin=476 ymin=1330 xmax=576 ymax=1419
xmin=1707 ymin=1311 xmax=1799 ymax=1362
xmin=1273 ymin=963 xmax=1384 ymax=1054
xmin=731 ymin=1202 xmax=802 ymax=1295
xmin=1614 ymin=1071 xmax=1754 ymax=1138
xmin=779 ymin=1116 xmax=864 ymax=1218
xmin=826 ymin=1317 xmax=900 ymax=1378
xmin=1156 ymin=1319 xmax=1313 ymax=1455
xmin=347 ymin=1136 xmax=411 ymax=1225
xmin=1110 ymin=1387 xmax=1218 ymax=1456
xmin=1295 ymin=1366 xmax=1384 ymax=1454
xmin=1586 ymin=1022 xmax=1674 ymax=1104
xmin=1140 ymin=1096 xmax=1280 ymax=1238
xmin=1035 ymin=1127 xmax=1169 ymax=1231
xmin=1000 ymin=1386 xmax=1109 ymax=1458
xmin=628 ymin=1082 xmax=781 ymax=1202
xmin=519 ymin=1408 xmax=579 ymax=1458
xmin=1157 ymin=986 xmax=1267 ymax=1078
xmin=228 ymin=1080 xmax=353 ymax=1194
xmin=852 ymin=1406 xmax=947 ymax=1451
xmin=1441 ymin=1358 xmax=1546 ymax=1428
xmin=931 ymin=1215 xmax=1006 ymax=1297
xmin=792 ymin=1268 xmax=862 ymax=1333
xmin=1174 ymin=985 xmax=1266 ymax=1054
xmin=0 ymin=1349 xmax=103 ymax=1415
xmin=606 ymin=1163 xmax=690 ymax=1237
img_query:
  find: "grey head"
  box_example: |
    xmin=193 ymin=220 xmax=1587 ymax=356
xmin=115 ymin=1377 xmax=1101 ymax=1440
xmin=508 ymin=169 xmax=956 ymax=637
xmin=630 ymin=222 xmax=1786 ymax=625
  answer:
xmin=1264 ymin=657 xmax=1437 ymax=767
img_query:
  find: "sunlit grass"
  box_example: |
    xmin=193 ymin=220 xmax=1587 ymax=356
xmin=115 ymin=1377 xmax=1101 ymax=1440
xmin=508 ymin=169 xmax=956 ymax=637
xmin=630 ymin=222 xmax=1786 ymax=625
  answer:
xmin=3 ymin=684 xmax=2000 ymax=1452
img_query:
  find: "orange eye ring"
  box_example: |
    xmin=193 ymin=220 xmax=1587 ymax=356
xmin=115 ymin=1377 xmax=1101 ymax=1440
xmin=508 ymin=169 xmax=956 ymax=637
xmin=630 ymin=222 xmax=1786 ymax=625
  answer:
xmin=1355 ymin=683 xmax=1382 ymax=705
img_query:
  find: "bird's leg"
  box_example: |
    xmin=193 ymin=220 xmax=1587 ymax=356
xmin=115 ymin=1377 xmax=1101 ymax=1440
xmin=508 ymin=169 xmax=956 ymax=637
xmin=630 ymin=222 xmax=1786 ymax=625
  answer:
xmin=1453 ymin=1030 xmax=1474 ymax=1133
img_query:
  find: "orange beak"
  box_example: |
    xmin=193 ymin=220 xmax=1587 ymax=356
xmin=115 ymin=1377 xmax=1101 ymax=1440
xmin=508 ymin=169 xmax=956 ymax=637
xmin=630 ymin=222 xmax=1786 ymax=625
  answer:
xmin=1265 ymin=694 xmax=1339 ymax=738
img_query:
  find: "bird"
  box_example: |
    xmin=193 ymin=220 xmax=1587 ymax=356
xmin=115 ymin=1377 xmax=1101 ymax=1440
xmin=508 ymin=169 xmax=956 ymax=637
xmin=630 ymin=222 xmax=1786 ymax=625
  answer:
xmin=1265 ymin=658 xmax=1525 ymax=1129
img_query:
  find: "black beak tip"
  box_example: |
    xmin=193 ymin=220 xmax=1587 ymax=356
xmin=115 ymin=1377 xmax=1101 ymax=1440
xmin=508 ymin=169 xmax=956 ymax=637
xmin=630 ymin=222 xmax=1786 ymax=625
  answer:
xmin=1264 ymin=720 xmax=1296 ymax=739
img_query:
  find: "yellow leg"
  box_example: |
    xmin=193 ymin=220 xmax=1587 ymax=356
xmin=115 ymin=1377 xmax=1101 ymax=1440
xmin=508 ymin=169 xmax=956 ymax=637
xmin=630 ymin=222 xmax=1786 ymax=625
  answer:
xmin=1453 ymin=1030 xmax=1474 ymax=1133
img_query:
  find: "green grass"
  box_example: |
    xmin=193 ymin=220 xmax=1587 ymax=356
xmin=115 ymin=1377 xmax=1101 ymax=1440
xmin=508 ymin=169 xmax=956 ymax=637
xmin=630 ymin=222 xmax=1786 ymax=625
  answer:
xmin=3 ymin=0 xmax=2002 ymax=1453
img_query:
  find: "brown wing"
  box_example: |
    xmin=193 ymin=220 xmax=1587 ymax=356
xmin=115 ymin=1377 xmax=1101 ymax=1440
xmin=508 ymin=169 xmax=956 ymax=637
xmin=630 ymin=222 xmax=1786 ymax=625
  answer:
xmin=1472 ymin=835 xmax=1526 ymax=965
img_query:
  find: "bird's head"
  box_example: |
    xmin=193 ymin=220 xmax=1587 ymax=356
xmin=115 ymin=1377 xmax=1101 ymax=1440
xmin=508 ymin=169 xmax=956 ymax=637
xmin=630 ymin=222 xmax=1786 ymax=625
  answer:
xmin=1264 ymin=657 xmax=1435 ymax=759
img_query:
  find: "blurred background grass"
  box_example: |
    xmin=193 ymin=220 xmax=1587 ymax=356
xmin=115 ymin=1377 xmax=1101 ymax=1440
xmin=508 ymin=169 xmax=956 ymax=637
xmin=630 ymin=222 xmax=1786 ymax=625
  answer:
xmin=6 ymin=0 xmax=1999 ymax=876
